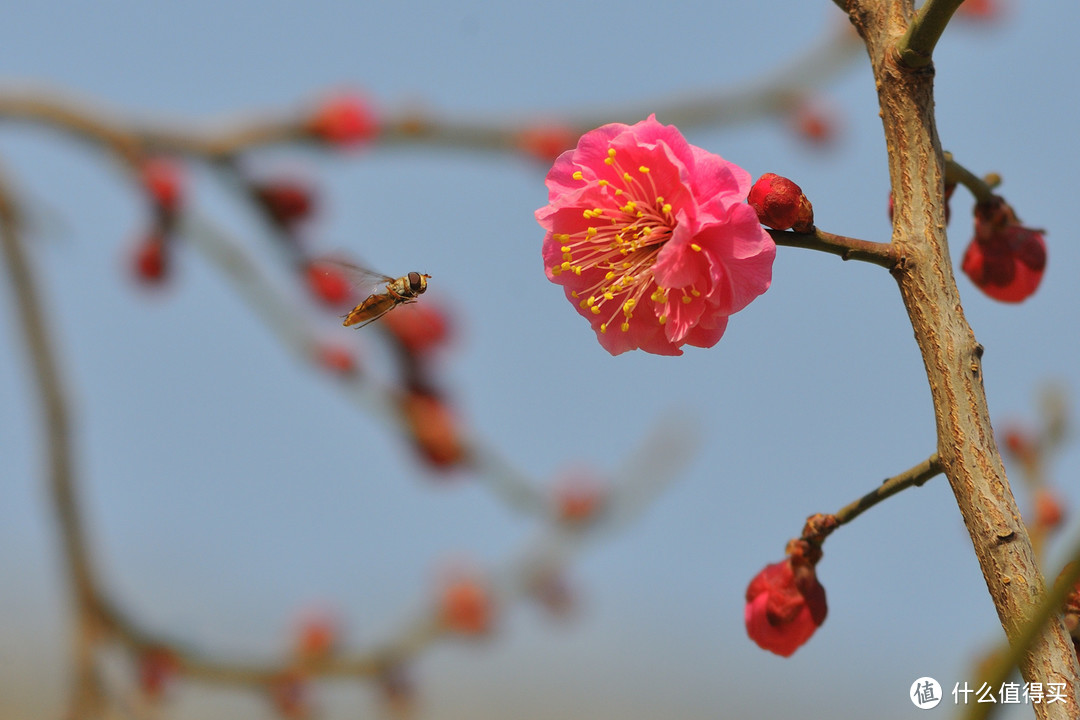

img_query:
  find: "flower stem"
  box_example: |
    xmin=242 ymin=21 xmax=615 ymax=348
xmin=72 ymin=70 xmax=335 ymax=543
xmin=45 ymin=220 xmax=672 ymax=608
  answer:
xmin=833 ymin=454 xmax=942 ymax=527
xmin=895 ymin=0 xmax=966 ymax=69
xmin=944 ymin=153 xmax=997 ymax=203
xmin=767 ymin=228 xmax=897 ymax=269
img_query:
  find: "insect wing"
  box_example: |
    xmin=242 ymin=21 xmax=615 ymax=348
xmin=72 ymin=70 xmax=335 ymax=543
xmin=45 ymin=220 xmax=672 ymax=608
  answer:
xmin=317 ymin=258 xmax=395 ymax=295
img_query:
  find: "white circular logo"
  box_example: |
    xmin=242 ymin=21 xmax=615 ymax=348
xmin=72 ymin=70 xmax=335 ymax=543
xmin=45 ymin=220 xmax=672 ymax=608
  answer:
xmin=910 ymin=677 xmax=942 ymax=709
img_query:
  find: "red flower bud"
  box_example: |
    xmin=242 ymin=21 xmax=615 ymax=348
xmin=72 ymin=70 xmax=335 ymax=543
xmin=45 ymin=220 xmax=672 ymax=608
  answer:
xmin=303 ymin=259 xmax=354 ymax=307
xmin=315 ymin=343 xmax=359 ymax=377
xmin=745 ymin=556 xmax=827 ymax=657
xmin=956 ymin=0 xmax=1000 ymax=21
xmin=131 ymin=234 xmax=170 ymax=285
xmin=254 ymin=179 xmax=315 ymax=229
xmin=789 ymin=101 xmax=838 ymax=147
xmin=400 ymin=389 xmax=467 ymax=469
xmin=748 ymin=173 xmax=814 ymax=233
xmin=517 ymin=124 xmax=578 ymax=163
xmin=1035 ymin=488 xmax=1065 ymax=531
xmin=552 ymin=472 xmax=606 ymax=525
xmin=293 ymin=609 xmax=340 ymax=664
xmin=1002 ymin=426 xmax=1037 ymax=465
xmin=306 ymin=94 xmax=379 ymax=147
xmin=961 ymin=199 xmax=1046 ymax=303
xmin=440 ymin=573 xmax=494 ymax=635
xmin=380 ymin=301 xmax=452 ymax=357
xmin=140 ymin=159 xmax=183 ymax=216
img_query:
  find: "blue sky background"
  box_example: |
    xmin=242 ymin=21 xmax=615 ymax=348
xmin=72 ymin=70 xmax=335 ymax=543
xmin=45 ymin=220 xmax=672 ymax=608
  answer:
xmin=1 ymin=1 xmax=1078 ymax=718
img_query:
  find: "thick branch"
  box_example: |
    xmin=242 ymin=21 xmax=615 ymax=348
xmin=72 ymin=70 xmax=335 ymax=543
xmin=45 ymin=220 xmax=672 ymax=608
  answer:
xmin=846 ymin=0 xmax=1080 ymax=714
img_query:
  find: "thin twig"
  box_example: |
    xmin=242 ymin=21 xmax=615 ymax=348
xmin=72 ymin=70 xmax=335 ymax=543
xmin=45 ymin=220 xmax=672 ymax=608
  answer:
xmin=768 ymin=227 xmax=898 ymax=268
xmin=833 ymin=453 xmax=942 ymax=526
xmin=896 ymin=0 xmax=966 ymax=69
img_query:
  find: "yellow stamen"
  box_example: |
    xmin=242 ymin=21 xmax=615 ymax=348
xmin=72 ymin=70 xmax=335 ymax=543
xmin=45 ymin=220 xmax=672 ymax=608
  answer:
xmin=600 ymin=323 xmax=608 ymax=334
xmin=560 ymin=245 xmax=571 ymax=253
xmin=621 ymin=322 xmax=630 ymax=332
xmin=572 ymin=170 xmax=583 ymax=180
xmin=690 ymin=243 xmax=702 ymax=252
xmin=662 ymin=203 xmax=672 ymax=214
xmin=659 ymin=315 xmax=668 ymax=325
xmin=591 ymin=306 xmax=601 ymax=315
xmin=639 ymin=166 xmax=650 ymax=173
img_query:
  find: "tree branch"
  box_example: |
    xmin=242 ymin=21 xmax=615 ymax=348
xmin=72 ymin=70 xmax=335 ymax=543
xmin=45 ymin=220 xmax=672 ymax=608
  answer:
xmin=896 ymin=0 xmax=965 ymax=69
xmin=845 ymin=1 xmax=1080 ymax=714
xmin=768 ymin=227 xmax=897 ymax=268
xmin=0 ymin=165 xmax=105 ymax=717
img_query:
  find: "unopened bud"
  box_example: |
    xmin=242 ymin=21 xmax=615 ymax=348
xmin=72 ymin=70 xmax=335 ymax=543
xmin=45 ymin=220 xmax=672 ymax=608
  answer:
xmin=748 ymin=173 xmax=814 ymax=232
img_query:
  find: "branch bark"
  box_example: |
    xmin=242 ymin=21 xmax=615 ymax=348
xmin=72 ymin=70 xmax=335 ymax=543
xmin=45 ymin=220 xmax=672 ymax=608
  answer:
xmin=844 ymin=1 xmax=1080 ymax=713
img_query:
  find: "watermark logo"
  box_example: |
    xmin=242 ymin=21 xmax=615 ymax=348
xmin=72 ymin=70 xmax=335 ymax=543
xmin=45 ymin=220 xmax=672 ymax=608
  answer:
xmin=911 ymin=677 xmax=943 ymax=709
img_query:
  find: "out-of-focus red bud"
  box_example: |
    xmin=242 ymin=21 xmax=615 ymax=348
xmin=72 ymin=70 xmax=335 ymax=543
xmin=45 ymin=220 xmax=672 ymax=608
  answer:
xmin=131 ymin=234 xmax=170 ymax=285
xmin=957 ymin=0 xmax=1000 ymax=21
xmin=1035 ymin=488 xmax=1065 ymax=531
xmin=137 ymin=646 xmax=178 ymax=700
xmin=748 ymin=173 xmax=814 ymax=232
xmin=439 ymin=573 xmax=494 ymax=636
xmin=304 ymin=259 xmax=354 ymax=307
xmin=306 ymin=94 xmax=379 ymax=147
xmin=293 ymin=609 xmax=340 ymax=663
xmin=553 ymin=472 xmax=606 ymax=525
xmin=315 ymin=343 xmax=360 ymax=377
xmin=517 ymin=124 xmax=578 ymax=163
xmin=140 ymin=159 xmax=183 ymax=216
xmin=400 ymin=389 xmax=467 ymax=469
xmin=1002 ymin=426 xmax=1038 ymax=465
xmin=790 ymin=100 xmax=838 ymax=147
xmin=254 ymin=179 xmax=316 ymax=229
xmin=381 ymin=301 xmax=452 ymax=357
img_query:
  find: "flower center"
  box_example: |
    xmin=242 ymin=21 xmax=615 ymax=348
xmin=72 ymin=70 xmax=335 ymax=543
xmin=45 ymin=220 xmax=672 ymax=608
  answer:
xmin=549 ymin=148 xmax=683 ymax=333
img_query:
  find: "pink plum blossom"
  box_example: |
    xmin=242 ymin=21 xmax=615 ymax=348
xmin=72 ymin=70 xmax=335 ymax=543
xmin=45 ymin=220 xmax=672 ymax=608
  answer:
xmin=536 ymin=115 xmax=775 ymax=355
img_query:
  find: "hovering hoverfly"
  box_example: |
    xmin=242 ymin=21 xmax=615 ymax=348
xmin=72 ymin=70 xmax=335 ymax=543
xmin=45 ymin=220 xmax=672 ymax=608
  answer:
xmin=333 ymin=261 xmax=431 ymax=328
